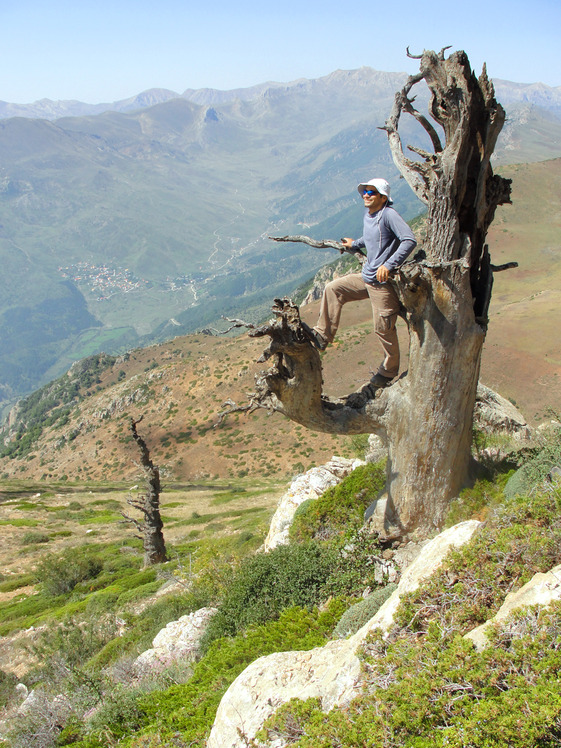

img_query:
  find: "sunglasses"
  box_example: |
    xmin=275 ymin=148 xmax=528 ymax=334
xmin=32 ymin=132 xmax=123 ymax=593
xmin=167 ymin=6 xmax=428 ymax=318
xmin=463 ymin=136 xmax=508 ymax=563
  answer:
xmin=362 ymin=189 xmax=379 ymax=197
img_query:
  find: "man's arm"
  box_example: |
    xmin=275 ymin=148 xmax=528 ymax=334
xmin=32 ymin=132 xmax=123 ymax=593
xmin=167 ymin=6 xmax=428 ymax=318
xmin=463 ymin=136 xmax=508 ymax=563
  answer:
xmin=383 ymin=213 xmax=417 ymax=271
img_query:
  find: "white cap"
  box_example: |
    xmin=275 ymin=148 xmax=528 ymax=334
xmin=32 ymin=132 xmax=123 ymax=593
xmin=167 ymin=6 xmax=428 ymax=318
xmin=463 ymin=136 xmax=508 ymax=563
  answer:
xmin=357 ymin=178 xmax=393 ymax=205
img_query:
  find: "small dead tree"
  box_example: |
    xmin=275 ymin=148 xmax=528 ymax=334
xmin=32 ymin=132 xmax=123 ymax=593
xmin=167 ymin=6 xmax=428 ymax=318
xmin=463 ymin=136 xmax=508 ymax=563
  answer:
xmin=122 ymin=416 xmax=168 ymax=566
xmin=225 ymin=48 xmax=513 ymax=538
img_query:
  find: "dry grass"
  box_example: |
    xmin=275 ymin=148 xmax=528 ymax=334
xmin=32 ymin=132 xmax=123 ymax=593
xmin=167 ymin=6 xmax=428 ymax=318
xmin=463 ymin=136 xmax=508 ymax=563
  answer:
xmin=0 ymin=479 xmax=284 ymax=579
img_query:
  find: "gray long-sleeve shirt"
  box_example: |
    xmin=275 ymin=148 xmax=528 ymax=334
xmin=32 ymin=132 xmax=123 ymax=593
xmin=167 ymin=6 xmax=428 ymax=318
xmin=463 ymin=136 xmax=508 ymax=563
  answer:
xmin=352 ymin=205 xmax=417 ymax=285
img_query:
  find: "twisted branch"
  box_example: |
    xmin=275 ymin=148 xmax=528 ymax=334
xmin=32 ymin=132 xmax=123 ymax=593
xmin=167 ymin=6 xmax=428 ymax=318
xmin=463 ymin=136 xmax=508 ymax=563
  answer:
xmin=269 ymin=235 xmax=366 ymax=258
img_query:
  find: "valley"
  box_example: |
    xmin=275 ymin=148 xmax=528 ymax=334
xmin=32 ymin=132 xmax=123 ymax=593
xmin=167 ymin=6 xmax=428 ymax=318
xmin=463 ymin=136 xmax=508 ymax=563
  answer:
xmin=1 ymin=67 xmax=560 ymax=408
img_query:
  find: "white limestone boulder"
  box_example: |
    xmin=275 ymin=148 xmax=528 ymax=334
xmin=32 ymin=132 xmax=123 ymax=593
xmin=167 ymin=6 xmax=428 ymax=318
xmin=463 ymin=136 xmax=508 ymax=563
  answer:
xmin=465 ymin=563 xmax=561 ymax=651
xmin=474 ymin=383 xmax=531 ymax=439
xmin=365 ymin=434 xmax=387 ymax=464
xmin=134 ymin=606 xmax=217 ymax=674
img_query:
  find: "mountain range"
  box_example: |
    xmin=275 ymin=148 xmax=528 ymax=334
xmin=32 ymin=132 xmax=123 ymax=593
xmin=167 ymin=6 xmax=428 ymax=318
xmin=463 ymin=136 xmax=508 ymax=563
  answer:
xmin=1 ymin=67 xmax=561 ymax=415
xmin=2 ymin=73 xmax=561 ymax=122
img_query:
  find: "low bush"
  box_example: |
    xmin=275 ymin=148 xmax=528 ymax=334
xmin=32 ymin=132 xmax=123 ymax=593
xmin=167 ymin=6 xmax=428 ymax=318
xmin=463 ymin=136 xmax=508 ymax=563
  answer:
xmin=322 ymin=527 xmax=386 ymax=598
xmin=35 ymin=550 xmax=103 ymax=597
xmin=21 ymin=531 xmax=50 ymax=545
xmin=504 ymin=419 xmax=561 ymax=498
xmin=445 ymin=471 xmax=512 ymax=526
xmin=201 ymin=542 xmax=335 ymax=647
xmin=0 ymin=573 xmax=35 ymax=593
xmin=85 ymin=683 xmax=151 ymax=741
xmin=118 ymin=601 xmax=345 ymax=747
xmin=290 ymin=462 xmax=386 ymax=542
xmin=26 ymin=615 xmax=118 ymax=688
xmin=0 ymin=668 xmax=18 ymax=708
xmin=333 ymin=583 xmax=397 ymax=638
xmin=397 ymin=486 xmax=561 ymax=636
xmin=87 ymin=591 xmax=208 ymax=669
xmin=1 ymin=687 xmax=73 ymax=748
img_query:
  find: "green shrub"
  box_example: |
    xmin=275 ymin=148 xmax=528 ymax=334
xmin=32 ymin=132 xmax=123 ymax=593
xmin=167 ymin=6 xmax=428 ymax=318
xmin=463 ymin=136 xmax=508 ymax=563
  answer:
xmin=35 ymin=550 xmax=103 ymax=596
xmin=396 ymin=486 xmax=561 ymax=637
xmin=27 ymin=615 xmax=118 ymax=684
xmin=322 ymin=527 xmax=385 ymax=598
xmin=259 ymin=603 xmax=561 ymax=748
xmin=21 ymin=531 xmax=50 ymax=545
xmin=445 ymin=471 xmax=512 ymax=526
xmin=290 ymin=462 xmax=386 ymax=542
xmin=504 ymin=420 xmax=561 ymax=498
xmin=346 ymin=433 xmax=370 ymax=458
xmin=0 ymin=668 xmax=18 ymax=708
xmin=0 ymin=573 xmax=35 ymax=593
xmin=201 ymin=542 xmax=335 ymax=647
xmin=114 ymin=580 xmax=161 ymax=606
xmin=87 ymin=592 xmax=207 ymax=669
xmin=86 ymin=684 xmax=150 ymax=740
xmin=0 ymin=518 xmax=38 ymax=527
xmin=333 ymin=583 xmax=397 ymax=638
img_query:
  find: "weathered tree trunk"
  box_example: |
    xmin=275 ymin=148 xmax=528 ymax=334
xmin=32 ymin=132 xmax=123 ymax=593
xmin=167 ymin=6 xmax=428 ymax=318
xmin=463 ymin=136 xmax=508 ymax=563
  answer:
xmin=233 ymin=49 xmax=512 ymax=537
xmin=121 ymin=417 xmax=168 ymax=566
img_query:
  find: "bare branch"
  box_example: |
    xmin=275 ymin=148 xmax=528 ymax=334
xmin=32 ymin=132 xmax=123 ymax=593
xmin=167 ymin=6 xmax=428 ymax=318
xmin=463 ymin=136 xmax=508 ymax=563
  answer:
xmin=407 ymin=144 xmax=437 ymax=160
xmin=490 ymin=262 xmax=518 ymax=272
xmin=402 ymin=98 xmax=443 ymax=153
xmin=269 ymin=234 xmax=366 ymax=257
xmin=406 ymin=47 xmax=423 ymax=60
xmin=201 ymin=316 xmax=257 ymax=335
xmin=233 ymin=298 xmax=391 ymax=434
xmin=120 ymin=511 xmax=144 ymax=533
xmin=384 ymin=78 xmax=433 ymax=203
xmin=126 ymin=498 xmax=146 ymax=512
xmin=216 ymin=398 xmax=261 ymax=425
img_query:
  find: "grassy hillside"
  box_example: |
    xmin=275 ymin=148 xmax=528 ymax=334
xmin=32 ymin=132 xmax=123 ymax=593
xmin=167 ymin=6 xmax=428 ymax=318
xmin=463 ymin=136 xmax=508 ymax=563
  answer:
xmin=0 ymin=423 xmax=560 ymax=746
xmin=481 ymin=157 xmax=561 ymax=418
xmin=0 ymin=332 xmax=363 ymax=484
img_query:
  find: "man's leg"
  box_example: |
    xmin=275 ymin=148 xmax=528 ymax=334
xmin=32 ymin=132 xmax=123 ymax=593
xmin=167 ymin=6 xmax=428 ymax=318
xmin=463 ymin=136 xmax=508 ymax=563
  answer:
xmin=366 ymin=282 xmax=401 ymax=379
xmin=315 ymin=274 xmax=368 ymax=343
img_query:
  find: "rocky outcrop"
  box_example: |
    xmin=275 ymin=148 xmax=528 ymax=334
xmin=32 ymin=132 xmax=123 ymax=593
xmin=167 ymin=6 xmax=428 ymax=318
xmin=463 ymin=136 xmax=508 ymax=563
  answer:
xmin=364 ymin=433 xmax=386 ymax=464
xmin=207 ymin=520 xmax=481 ymax=748
xmin=262 ymin=457 xmax=364 ymax=551
xmin=300 ymin=258 xmax=357 ymax=306
xmin=133 ymin=606 xmax=217 ymax=674
xmin=465 ymin=563 xmax=561 ymax=651
xmin=474 ymin=383 xmax=531 ymax=439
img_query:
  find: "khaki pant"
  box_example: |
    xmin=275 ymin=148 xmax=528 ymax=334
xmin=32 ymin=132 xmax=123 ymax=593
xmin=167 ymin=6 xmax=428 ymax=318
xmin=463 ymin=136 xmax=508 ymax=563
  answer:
xmin=315 ymin=273 xmax=402 ymax=378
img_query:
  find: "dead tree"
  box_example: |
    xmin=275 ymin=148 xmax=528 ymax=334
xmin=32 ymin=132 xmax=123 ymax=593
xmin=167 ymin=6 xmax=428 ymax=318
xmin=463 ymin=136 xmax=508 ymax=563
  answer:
xmin=229 ymin=49 xmax=513 ymax=537
xmin=122 ymin=416 xmax=168 ymax=566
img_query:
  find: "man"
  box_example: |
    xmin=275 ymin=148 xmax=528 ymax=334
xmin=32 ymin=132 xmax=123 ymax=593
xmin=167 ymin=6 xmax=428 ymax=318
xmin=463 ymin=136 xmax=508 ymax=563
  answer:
xmin=308 ymin=178 xmax=416 ymax=389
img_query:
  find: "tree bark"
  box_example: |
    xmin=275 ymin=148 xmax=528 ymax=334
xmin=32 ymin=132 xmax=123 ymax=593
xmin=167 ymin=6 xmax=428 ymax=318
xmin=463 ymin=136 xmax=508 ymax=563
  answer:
xmin=238 ymin=49 xmax=512 ymax=537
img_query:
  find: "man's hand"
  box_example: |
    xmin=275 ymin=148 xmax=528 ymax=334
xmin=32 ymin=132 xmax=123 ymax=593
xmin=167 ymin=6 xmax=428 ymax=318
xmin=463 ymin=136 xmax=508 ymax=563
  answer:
xmin=341 ymin=237 xmax=354 ymax=253
xmin=376 ymin=265 xmax=390 ymax=283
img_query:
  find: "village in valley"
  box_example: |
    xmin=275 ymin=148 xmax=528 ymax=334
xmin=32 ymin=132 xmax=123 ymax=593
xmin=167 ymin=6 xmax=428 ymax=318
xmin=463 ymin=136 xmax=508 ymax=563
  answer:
xmin=58 ymin=261 xmax=191 ymax=301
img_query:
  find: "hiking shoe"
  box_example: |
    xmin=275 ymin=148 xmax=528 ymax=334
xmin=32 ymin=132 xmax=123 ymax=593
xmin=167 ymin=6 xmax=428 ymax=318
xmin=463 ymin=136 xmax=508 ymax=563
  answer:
xmin=370 ymin=373 xmax=393 ymax=388
xmin=301 ymin=322 xmax=328 ymax=351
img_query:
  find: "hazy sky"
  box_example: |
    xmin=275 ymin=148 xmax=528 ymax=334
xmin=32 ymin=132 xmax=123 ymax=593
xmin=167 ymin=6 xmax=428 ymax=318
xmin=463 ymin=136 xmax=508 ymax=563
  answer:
xmin=1 ymin=0 xmax=559 ymax=104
